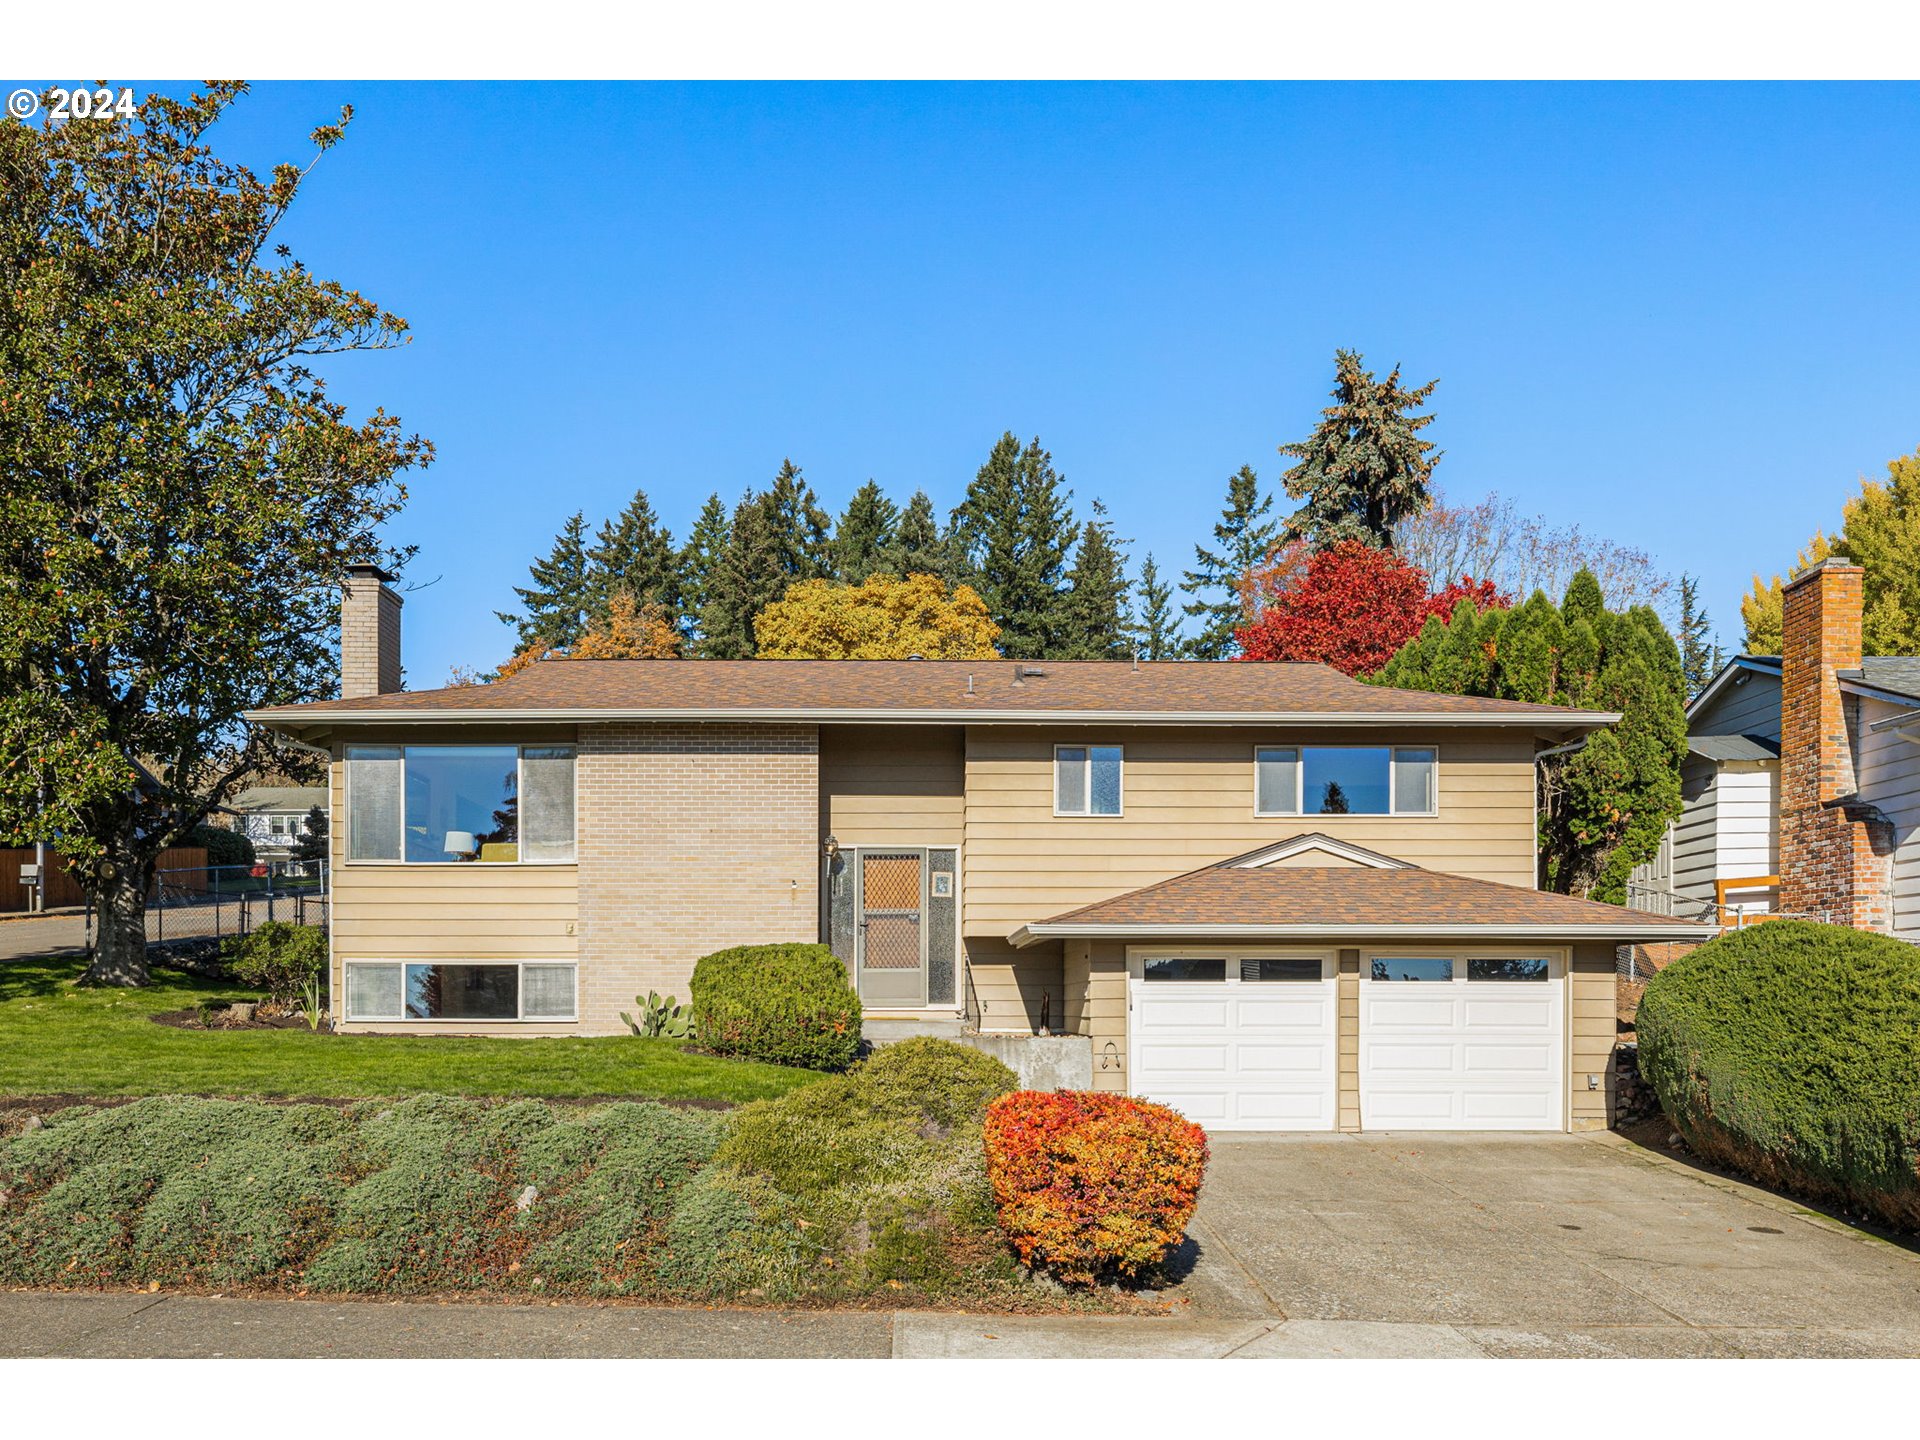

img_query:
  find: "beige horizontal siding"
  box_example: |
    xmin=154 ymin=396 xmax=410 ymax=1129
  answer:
xmin=820 ymin=724 xmax=965 ymax=847
xmin=963 ymin=726 xmax=1539 ymax=930
xmin=328 ymin=744 xmax=583 ymax=1032
xmin=967 ymin=935 xmax=1064 ymax=1035
xmin=1570 ymin=942 xmax=1617 ymax=1131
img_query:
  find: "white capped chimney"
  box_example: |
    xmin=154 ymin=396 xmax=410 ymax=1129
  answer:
xmin=341 ymin=564 xmax=403 ymax=698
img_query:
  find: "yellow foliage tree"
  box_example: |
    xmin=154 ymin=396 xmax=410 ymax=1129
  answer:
xmin=571 ymin=592 xmax=681 ymax=660
xmin=1740 ymin=532 xmax=1834 ymax=655
xmin=487 ymin=592 xmax=679 ymax=681
xmin=754 ymin=572 xmax=1001 ymax=659
xmin=1741 ymin=447 xmax=1920 ymax=656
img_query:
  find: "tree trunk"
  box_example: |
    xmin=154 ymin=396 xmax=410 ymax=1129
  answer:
xmin=79 ymin=864 xmax=151 ymax=987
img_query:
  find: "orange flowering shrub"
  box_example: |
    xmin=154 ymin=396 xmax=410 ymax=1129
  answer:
xmin=981 ymin=1090 xmax=1208 ymax=1285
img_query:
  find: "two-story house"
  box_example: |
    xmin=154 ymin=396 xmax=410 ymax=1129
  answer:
xmin=1632 ymin=556 xmax=1920 ymax=936
xmin=247 ymin=565 xmax=1711 ymax=1133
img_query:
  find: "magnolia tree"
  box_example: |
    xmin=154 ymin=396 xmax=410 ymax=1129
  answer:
xmin=0 ymin=85 xmax=430 ymax=984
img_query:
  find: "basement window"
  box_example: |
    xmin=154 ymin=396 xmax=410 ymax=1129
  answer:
xmin=344 ymin=961 xmax=578 ymax=1021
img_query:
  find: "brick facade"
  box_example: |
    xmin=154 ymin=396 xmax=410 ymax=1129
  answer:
xmin=1777 ymin=558 xmax=1893 ymax=929
xmin=340 ymin=565 xmax=403 ymax=698
xmin=575 ymin=721 xmax=821 ymax=1034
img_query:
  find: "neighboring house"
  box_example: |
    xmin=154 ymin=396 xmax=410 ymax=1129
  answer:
xmin=227 ymin=786 xmax=328 ymax=860
xmin=246 ymin=564 xmax=1709 ymax=1133
xmin=1633 ymin=557 xmax=1920 ymax=937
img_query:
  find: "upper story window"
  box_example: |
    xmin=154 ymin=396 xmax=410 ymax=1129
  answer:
xmin=345 ymin=744 xmax=576 ymax=863
xmin=1255 ymin=745 xmax=1437 ymax=817
xmin=1055 ymin=744 xmax=1123 ymax=816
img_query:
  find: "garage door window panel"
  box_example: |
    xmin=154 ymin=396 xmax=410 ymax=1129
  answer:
xmin=1371 ymin=956 xmax=1455 ymax=982
xmin=1144 ymin=956 xmax=1227 ymax=982
xmin=1468 ymin=957 xmax=1550 ymax=981
xmin=1241 ymin=957 xmax=1322 ymax=982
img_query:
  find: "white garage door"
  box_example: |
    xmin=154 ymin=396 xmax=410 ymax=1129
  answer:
xmin=1129 ymin=953 xmax=1337 ymax=1131
xmin=1359 ymin=955 xmax=1565 ymax=1131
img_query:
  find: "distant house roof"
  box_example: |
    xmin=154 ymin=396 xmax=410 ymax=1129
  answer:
xmin=1686 ymin=734 xmax=1780 ymax=763
xmin=1686 ymin=654 xmax=1780 ymax=721
xmin=229 ymin=786 xmax=327 ymax=813
xmin=1841 ymin=656 xmax=1920 ymax=705
xmin=1009 ymin=848 xmax=1717 ymax=945
xmin=247 ymin=659 xmax=1619 ymax=732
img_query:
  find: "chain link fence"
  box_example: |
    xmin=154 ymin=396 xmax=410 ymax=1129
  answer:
xmin=85 ymin=860 xmax=329 ymax=962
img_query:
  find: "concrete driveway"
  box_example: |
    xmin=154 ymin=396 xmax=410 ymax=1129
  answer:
xmin=902 ymin=1131 xmax=1920 ymax=1357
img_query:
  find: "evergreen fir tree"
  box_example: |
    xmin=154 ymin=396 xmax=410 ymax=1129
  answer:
xmin=1279 ymin=349 xmax=1441 ymax=549
xmin=497 ymin=511 xmax=593 ymax=651
xmin=587 ymin=486 xmax=680 ymax=624
xmin=1058 ymin=500 xmax=1132 ymax=660
xmin=677 ymin=491 xmax=732 ymax=643
xmin=881 ymin=490 xmax=960 ymax=583
xmin=1130 ymin=553 xmax=1181 ymax=661
xmin=831 ymin=480 xmax=900 ymax=583
xmin=697 ymin=491 xmax=786 ymax=659
xmin=950 ymin=432 xmax=1076 ymax=658
xmin=1182 ymin=464 xmax=1278 ymax=659
xmin=764 ymin=458 xmax=832 ymax=581
xmin=1676 ymin=573 xmax=1718 ymax=697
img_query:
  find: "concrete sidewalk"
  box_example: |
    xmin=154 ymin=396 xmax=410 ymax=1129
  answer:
xmin=0 ymin=1292 xmax=894 ymax=1359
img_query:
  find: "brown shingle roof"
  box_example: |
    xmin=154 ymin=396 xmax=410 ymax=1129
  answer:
xmin=1012 ymin=863 xmax=1716 ymax=943
xmin=249 ymin=659 xmax=1615 ymax=729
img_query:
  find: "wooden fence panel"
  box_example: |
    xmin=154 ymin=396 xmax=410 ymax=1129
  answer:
xmin=0 ymin=847 xmax=209 ymax=913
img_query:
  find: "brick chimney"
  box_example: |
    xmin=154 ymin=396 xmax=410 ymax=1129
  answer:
xmin=341 ymin=564 xmax=403 ymax=698
xmin=1777 ymin=556 xmax=1891 ymax=928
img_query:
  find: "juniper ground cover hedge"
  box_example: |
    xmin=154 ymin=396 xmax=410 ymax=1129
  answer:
xmin=0 ymin=1042 xmax=1079 ymax=1306
xmin=1637 ymin=920 xmax=1920 ymax=1229
xmin=679 ymin=1037 xmax=1031 ymax=1301
xmin=983 ymin=1090 xmax=1209 ymax=1284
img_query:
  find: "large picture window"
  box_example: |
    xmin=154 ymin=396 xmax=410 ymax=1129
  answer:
xmin=1254 ymin=746 xmax=1436 ymax=817
xmin=344 ymin=961 xmax=578 ymax=1021
xmin=345 ymin=744 xmax=576 ymax=862
xmin=1055 ymin=744 xmax=1123 ymax=816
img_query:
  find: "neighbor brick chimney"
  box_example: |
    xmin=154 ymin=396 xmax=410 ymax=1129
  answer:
xmin=1777 ymin=556 xmax=1891 ymax=929
xmin=341 ymin=564 xmax=403 ymax=698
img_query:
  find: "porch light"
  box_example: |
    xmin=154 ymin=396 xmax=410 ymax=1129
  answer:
xmin=822 ymin=834 xmax=840 ymax=860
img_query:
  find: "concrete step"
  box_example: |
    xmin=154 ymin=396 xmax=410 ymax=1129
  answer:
xmin=861 ymin=1016 xmax=965 ymax=1044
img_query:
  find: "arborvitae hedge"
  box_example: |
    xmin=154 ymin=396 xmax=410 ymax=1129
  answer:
xmin=1637 ymin=920 xmax=1920 ymax=1229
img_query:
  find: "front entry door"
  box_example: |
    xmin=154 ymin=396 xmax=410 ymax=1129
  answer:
xmin=857 ymin=849 xmax=926 ymax=1007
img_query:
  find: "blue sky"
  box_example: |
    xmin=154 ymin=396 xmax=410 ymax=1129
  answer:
xmin=179 ymin=82 xmax=1920 ymax=683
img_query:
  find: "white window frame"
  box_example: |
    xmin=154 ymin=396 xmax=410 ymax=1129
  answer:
xmin=342 ymin=959 xmax=579 ymax=1023
xmin=1252 ymin=744 xmax=1440 ymax=819
xmin=342 ymin=743 xmax=579 ymax=866
xmin=1053 ymin=743 xmax=1125 ymax=817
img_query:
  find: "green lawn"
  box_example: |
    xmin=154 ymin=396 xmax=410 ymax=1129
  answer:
xmin=0 ymin=954 xmax=822 ymax=1104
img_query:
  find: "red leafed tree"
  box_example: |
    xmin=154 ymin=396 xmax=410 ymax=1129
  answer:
xmin=1234 ymin=540 xmax=1507 ymax=675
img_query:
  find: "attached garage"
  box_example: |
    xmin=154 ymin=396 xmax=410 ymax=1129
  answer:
xmin=1015 ymin=838 xmax=1719 ymax=1134
xmin=1128 ymin=951 xmax=1337 ymax=1131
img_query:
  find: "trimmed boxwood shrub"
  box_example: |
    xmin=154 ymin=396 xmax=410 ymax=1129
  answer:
xmin=690 ymin=943 xmax=862 ymax=1072
xmin=227 ymin=921 xmax=328 ymax=1005
xmin=1638 ymin=920 xmax=1920 ymax=1229
xmin=983 ymin=1090 xmax=1209 ymax=1285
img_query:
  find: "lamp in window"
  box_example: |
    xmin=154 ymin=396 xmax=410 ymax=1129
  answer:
xmin=442 ymin=830 xmax=478 ymax=861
